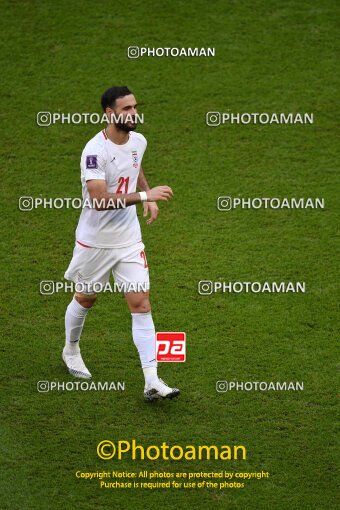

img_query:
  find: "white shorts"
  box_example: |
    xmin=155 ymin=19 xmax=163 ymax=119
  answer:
xmin=64 ymin=241 xmax=149 ymax=294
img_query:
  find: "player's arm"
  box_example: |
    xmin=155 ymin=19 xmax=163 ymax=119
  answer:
xmin=86 ymin=180 xmax=173 ymax=211
xmin=137 ymin=166 xmax=160 ymax=224
xmin=137 ymin=165 xmax=151 ymax=192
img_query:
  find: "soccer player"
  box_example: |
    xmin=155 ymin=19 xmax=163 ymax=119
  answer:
xmin=63 ymin=86 xmax=179 ymax=401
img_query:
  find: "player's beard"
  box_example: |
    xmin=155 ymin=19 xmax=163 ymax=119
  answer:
xmin=115 ymin=117 xmax=137 ymax=132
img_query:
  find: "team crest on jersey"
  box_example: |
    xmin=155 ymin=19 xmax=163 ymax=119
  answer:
xmin=132 ymin=150 xmax=138 ymax=168
xmin=86 ymin=155 xmax=97 ymax=169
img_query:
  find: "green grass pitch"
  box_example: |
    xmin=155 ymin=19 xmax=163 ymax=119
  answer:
xmin=1 ymin=0 xmax=339 ymax=508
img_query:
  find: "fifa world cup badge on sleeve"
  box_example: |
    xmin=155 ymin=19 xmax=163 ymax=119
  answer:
xmin=86 ymin=155 xmax=98 ymax=169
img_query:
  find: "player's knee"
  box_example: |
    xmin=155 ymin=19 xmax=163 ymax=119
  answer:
xmin=75 ymin=292 xmax=97 ymax=308
xmin=129 ymin=296 xmax=151 ymax=314
xmin=133 ymin=303 xmax=151 ymax=313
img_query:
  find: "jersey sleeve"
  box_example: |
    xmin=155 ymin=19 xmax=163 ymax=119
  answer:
xmin=80 ymin=145 xmax=107 ymax=181
xmin=137 ymin=132 xmax=147 ymax=149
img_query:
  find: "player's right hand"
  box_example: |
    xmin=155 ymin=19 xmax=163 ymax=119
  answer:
xmin=146 ymin=186 xmax=173 ymax=202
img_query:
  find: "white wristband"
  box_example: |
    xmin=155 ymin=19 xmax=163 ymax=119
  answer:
xmin=139 ymin=191 xmax=148 ymax=202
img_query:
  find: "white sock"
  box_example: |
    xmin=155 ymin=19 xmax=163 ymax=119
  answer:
xmin=143 ymin=366 xmax=158 ymax=387
xmin=64 ymin=298 xmax=89 ymax=355
xmin=131 ymin=312 xmax=158 ymax=385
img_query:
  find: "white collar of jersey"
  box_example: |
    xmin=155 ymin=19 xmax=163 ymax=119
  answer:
xmin=103 ymin=130 xmax=134 ymax=162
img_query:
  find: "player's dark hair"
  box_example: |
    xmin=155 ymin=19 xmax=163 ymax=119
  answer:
xmin=101 ymin=86 xmax=132 ymax=111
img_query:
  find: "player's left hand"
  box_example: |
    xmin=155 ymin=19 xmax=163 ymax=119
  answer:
xmin=143 ymin=201 xmax=159 ymax=224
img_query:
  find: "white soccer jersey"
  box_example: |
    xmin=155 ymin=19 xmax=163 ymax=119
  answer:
xmin=75 ymin=129 xmax=147 ymax=248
